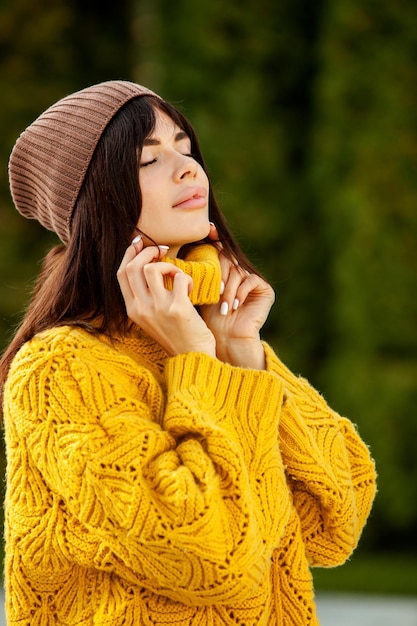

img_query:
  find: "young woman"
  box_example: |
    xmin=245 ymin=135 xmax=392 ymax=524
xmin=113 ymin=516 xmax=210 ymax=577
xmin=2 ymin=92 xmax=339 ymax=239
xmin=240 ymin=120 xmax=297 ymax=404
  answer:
xmin=1 ymin=80 xmax=376 ymax=626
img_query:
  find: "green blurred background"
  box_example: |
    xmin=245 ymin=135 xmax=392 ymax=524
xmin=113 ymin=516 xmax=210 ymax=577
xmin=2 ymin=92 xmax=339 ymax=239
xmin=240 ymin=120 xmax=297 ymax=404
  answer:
xmin=1 ymin=0 xmax=416 ymax=596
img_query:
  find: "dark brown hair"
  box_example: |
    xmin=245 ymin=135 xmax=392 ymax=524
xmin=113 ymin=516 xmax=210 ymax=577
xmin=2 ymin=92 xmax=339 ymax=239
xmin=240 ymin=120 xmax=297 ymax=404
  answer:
xmin=0 ymin=95 xmax=259 ymax=399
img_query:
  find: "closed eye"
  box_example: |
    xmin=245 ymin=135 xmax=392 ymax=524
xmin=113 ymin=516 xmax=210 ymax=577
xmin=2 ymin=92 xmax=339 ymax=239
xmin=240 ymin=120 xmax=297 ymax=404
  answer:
xmin=140 ymin=158 xmax=157 ymax=167
xmin=140 ymin=152 xmax=196 ymax=167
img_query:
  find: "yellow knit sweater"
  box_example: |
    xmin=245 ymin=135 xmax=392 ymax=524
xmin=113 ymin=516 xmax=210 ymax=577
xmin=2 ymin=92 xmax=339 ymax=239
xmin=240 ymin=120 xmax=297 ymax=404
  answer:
xmin=3 ymin=245 xmax=376 ymax=626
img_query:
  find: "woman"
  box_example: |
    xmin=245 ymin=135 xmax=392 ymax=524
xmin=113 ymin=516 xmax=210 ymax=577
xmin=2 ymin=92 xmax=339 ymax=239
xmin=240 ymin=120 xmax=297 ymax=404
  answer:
xmin=1 ymin=80 xmax=376 ymax=625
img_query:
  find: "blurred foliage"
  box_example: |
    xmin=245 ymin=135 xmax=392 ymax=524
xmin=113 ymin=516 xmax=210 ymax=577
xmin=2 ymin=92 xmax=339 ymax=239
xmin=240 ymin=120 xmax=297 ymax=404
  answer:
xmin=1 ymin=0 xmax=416 ymax=561
xmin=314 ymin=551 xmax=417 ymax=596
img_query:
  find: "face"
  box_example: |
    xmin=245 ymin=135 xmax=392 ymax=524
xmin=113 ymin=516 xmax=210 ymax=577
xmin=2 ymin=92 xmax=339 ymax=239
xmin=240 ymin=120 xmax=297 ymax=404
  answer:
xmin=137 ymin=109 xmax=210 ymax=257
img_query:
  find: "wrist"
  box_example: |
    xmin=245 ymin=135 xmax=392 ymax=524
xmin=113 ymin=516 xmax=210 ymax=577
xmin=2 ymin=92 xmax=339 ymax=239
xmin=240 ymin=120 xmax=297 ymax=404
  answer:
xmin=216 ymin=337 xmax=265 ymax=369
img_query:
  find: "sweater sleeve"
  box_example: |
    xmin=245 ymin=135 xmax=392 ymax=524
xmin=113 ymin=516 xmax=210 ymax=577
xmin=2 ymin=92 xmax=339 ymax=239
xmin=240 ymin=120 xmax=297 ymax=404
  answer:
xmin=4 ymin=329 xmax=288 ymax=606
xmin=263 ymin=342 xmax=377 ymax=567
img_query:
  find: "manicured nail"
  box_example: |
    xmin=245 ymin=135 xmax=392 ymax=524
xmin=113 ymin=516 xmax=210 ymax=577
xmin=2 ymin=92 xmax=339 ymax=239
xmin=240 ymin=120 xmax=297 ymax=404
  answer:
xmin=220 ymin=301 xmax=228 ymax=316
xmin=233 ymin=298 xmax=239 ymax=311
xmin=209 ymin=221 xmax=216 ymax=227
xmin=132 ymin=235 xmax=142 ymax=245
xmin=220 ymin=280 xmax=225 ymax=295
xmin=158 ymin=245 xmax=169 ymax=256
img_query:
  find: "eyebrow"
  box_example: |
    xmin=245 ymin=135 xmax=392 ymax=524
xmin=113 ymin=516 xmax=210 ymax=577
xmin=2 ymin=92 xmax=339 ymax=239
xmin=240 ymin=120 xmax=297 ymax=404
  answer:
xmin=144 ymin=130 xmax=189 ymax=146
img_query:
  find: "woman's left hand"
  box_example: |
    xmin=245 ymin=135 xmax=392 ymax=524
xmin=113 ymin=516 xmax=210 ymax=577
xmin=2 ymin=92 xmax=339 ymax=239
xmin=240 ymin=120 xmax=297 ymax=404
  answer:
xmin=200 ymin=225 xmax=275 ymax=369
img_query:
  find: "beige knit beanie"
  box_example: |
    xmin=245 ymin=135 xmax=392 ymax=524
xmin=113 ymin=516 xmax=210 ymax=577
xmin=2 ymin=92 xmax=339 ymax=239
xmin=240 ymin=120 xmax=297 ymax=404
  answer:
xmin=8 ymin=80 xmax=160 ymax=244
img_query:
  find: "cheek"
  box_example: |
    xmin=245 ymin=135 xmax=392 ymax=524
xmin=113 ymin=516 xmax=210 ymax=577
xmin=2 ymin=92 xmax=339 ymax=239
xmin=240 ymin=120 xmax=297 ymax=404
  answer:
xmin=137 ymin=178 xmax=168 ymax=235
xmin=138 ymin=172 xmax=152 ymax=204
xmin=138 ymin=172 xmax=163 ymax=214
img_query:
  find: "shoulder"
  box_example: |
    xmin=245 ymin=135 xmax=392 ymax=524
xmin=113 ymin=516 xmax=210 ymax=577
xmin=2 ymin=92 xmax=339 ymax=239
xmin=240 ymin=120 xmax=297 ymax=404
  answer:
xmin=11 ymin=326 xmax=112 ymax=364
xmin=7 ymin=326 xmax=146 ymax=389
xmin=4 ymin=327 xmax=163 ymax=432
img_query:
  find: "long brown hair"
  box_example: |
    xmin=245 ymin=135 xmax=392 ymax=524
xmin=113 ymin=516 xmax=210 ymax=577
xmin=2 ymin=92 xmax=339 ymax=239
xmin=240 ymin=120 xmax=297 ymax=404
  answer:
xmin=0 ymin=95 xmax=260 ymax=399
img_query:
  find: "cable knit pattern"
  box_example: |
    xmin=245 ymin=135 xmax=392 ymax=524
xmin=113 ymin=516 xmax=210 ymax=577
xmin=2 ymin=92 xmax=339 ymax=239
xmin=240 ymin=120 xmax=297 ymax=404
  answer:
xmin=263 ymin=344 xmax=377 ymax=567
xmin=3 ymin=246 xmax=376 ymax=625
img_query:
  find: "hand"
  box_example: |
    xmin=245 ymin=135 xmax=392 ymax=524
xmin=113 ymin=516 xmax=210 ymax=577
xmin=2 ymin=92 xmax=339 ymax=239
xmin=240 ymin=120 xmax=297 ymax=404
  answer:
xmin=117 ymin=238 xmax=216 ymax=358
xmin=201 ymin=224 xmax=275 ymax=369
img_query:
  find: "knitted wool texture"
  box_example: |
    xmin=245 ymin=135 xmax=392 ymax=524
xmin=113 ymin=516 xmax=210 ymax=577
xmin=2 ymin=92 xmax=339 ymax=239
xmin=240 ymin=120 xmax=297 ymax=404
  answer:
xmin=3 ymin=251 xmax=377 ymax=625
xmin=8 ymin=80 xmax=159 ymax=244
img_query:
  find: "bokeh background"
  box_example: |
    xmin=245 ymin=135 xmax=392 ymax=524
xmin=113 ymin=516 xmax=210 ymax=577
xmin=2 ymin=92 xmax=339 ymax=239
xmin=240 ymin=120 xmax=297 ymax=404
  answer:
xmin=1 ymin=0 xmax=416 ymax=597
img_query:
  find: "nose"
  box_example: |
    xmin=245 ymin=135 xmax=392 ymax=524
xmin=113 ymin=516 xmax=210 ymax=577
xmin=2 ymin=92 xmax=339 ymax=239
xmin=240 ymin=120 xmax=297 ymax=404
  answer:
xmin=174 ymin=153 xmax=198 ymax=181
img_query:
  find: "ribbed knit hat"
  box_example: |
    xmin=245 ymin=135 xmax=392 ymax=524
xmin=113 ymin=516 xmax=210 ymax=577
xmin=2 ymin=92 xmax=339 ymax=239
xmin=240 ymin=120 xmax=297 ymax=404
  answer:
xmin=8 ymin=80 xmax=160 ymax=244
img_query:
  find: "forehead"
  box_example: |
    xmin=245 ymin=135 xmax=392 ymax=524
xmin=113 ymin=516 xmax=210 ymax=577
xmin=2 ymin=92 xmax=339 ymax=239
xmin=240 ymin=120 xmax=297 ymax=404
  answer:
xmin=143 ymin=110 xmax=190 ymax=149
xmin=148 ymin=109 xmax=188 ymax=140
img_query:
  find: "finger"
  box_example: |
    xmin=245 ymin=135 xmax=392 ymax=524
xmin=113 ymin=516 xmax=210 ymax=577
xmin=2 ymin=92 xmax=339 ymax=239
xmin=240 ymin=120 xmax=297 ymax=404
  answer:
xmin=171 ymin=268 xmax=194 ymax=298
xmin=220 ymin=263 xmax=247 ymax=315
xmin=117 ymin=243 xmax=141 ymax=302
xmin=235 ymin=274 xmax=275 ymax=308
xmin=117 ymin=235 xmax=146 ymax=281
xmin=208 ymin=222 xmax=225 ymax=258
xmin=143 ymin=262 xmax=190 ymax=301
xmin=218 ymin=253 xmax=233 ymax=297
xmin=157 ymin=245 xmax=170 ymax=258
xmin=234 ymin=273 xmax=261 ymax=304
xmin=208 ymin=222 xmax=220 ymax=242
xmin=118 ymin=244 xmax=160 ymax=302
xmin=132 ymin=234 xmax=144 ymax=255
xmin=131 ymin=233 xmax=169 ymax=260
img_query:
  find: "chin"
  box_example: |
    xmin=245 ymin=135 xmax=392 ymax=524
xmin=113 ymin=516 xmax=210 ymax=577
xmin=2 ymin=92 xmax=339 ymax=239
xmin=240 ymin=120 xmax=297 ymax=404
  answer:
xmin=183 ymin=225 xmax=211 ymax=244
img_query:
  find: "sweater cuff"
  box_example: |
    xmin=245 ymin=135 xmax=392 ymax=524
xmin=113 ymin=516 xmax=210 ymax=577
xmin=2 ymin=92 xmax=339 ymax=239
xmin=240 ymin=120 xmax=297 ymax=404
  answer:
xmin=164 ymin=351 xmax=283 ymax=441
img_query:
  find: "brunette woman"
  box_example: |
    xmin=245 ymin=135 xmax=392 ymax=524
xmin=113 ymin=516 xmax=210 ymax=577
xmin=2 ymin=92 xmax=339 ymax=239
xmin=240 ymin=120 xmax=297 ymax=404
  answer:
xmin=1 ymin=80 xmax=376 ymax=626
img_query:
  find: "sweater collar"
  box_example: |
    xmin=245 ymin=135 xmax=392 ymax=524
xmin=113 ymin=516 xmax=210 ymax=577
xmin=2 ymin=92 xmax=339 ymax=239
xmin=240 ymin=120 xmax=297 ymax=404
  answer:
xmin=162 ymin=243 xmax=222 ymax=306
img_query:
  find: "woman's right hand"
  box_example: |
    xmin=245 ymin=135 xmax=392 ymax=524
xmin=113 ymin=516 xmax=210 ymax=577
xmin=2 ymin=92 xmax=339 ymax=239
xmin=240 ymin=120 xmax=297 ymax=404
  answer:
xmin=117 ymin=238 xmax=216 ymax=358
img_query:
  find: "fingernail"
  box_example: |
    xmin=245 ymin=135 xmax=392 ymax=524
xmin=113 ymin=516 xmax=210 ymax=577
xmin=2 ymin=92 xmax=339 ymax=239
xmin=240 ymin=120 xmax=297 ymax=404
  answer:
xmin=209 ymin=221 xmax=216 ymax=227
xmin=220 ymin=280 xmax=225 ymax=295
xmin=158 ymin=245 xmax=169 ymax=256
xmin=132 ymin=235 xmax=142 ymax=252
xmin=220 ymin=301 xmax=228 ymax=316
xmin=233 ymin=298 xmax=239 ymax=310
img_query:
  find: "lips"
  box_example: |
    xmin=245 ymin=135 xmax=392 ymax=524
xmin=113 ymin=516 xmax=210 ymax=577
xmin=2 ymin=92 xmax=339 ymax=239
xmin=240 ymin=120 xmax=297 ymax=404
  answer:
xmin=173 ymin=186 xmax=208 ymax=209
